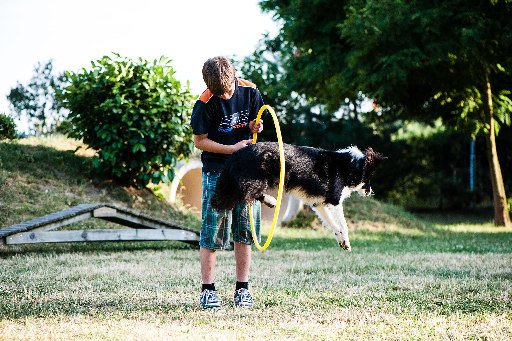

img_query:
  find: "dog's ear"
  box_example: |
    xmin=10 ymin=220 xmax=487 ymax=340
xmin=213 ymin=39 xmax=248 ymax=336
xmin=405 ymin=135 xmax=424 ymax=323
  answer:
xmin=364 ymin=147 xmax=387 ymax=166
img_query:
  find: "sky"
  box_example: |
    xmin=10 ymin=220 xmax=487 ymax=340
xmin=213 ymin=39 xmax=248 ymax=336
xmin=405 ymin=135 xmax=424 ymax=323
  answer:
xmin=0 ymin=0 xmax=279 ymax=132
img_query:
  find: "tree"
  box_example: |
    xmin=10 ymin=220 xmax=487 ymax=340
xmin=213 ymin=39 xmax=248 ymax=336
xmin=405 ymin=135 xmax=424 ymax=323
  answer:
xmin=341 ymin=0 xmax=512 ymax=226
xmin=58 ymin=53 xmax=195 ymax=188
xmin=235 ymin=39 xmax=374 ymax=150
xmin=7 ymin=60 xmax=67 ymax=134
xmin=259 ymin=0 xmax=365 ymax=115
xmin=0 ymin=113 xmax=17 ymax=141
xmin=260 ymin=0 xmax=512 ymax=226
xmin=235 ymin=41 xmax=335 ymax=147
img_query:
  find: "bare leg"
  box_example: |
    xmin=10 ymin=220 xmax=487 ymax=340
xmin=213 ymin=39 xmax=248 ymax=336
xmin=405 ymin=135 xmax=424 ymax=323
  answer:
xmin=234 ymin=242 xmax=251 ymax=282
xmin=200 ymin=246 xmax=216 ymax=284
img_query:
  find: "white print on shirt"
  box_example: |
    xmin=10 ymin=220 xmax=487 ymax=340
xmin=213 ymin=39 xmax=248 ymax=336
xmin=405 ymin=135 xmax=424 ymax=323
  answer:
xmin=218 ymin=110 xmax=249 ymax=132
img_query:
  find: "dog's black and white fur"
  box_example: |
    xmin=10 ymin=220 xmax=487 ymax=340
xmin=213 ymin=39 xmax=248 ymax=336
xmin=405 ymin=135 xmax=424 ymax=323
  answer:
xmin=210 ymin=142 xmax=386 ymax=251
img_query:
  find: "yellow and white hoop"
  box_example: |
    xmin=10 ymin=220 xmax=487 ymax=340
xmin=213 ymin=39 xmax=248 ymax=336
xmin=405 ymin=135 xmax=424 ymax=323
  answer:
xmin=249 ymin=105 xmax=285 ymax=251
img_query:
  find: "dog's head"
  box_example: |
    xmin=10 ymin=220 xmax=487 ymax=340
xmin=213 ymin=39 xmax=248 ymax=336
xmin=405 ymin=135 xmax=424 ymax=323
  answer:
xmin=355 ymin=147 xmax=387 ymax=196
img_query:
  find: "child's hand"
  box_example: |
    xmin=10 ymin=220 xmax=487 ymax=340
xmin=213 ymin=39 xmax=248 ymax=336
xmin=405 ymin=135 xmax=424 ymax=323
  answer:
xmin=249 ymin=120 xmax=263 ymax=134
xmin=232 ymin=139 xmax=254 ymax=153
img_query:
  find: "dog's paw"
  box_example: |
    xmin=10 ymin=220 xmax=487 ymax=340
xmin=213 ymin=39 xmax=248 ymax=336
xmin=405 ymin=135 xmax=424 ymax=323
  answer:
xmin=339 ymin=240 xmax=351 ymax=251
xmin=334 ymin=232 xmax=351 ymax=251
xmin=260 ymin=194 xmax=277 ymax=208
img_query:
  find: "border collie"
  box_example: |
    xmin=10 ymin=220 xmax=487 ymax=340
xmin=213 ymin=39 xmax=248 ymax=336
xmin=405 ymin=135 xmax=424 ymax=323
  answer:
xmin=210 ymin=142 xmax=386 ymax=251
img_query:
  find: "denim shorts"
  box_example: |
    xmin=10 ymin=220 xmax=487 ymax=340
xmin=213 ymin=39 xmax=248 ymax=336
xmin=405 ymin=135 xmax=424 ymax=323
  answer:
xmin=200 ymin=172 xmax=261 ymax=250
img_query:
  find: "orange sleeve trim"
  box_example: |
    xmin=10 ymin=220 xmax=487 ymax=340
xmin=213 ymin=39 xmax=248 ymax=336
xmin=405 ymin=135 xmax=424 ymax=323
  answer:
xmin=199 ymin=89 xmax=214 ymax=103
xmin=237 ymin=78 xmax=257 ymax=88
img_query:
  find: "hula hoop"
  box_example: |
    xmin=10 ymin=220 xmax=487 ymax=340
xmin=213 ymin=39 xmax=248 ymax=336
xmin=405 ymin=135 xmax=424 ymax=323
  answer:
xmin=249 ymin=105 xmax=285 ymax=251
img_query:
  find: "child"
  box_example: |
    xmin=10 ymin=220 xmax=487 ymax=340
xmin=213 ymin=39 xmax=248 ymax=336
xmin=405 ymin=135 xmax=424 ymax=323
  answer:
xmin=190 ymin=56 xmax=264 ymax=308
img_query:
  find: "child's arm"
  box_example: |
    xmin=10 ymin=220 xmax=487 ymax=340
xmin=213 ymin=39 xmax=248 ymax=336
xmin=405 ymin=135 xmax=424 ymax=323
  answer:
xmin=194 ymin=134 xmax=254 ymax=154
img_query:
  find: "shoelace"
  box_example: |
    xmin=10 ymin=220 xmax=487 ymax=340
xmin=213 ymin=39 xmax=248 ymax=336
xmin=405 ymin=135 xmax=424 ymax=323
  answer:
xmin=235 ymin=289 xmax=253 ymax=304
xmin=201 ymin=290 xmax=219 ymax=305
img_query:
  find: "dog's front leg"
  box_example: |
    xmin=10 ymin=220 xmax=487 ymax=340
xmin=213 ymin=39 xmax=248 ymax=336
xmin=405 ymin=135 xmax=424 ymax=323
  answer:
xmin=330 ymin=204 xmax=351 ymax=251
xmin=312 ymin=204 xmax=351 ymax=251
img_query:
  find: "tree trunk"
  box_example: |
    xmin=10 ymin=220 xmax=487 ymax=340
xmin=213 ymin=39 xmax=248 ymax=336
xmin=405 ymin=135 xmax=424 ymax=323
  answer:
xmin=351 ymin=98 xmax=359 ymax=121
xmin=483 ymin=71 xmax=511 ymax=227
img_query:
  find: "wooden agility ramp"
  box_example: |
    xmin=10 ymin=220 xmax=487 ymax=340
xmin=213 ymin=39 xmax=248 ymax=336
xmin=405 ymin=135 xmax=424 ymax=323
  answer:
xmin=0 ymin=203 xmax=200 ymax=246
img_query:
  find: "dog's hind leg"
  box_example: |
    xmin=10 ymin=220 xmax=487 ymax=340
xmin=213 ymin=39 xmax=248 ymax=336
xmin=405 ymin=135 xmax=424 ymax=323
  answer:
xmin=312 ymin=204 xmax=351 ymax=251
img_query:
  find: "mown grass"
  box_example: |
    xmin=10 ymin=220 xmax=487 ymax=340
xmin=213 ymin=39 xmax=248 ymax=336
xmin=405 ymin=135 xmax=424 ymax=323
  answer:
xmin=0 ymin=136 xmax=511 ymax=340
xmin=1 ymin=227 xmax=511 ymax=340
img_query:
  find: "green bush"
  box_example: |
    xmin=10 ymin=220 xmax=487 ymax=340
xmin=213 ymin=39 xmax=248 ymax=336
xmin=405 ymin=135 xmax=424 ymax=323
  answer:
xmin=0 ymin=113 xmax=18 ymax=141
xmin=58 ymin=53 xmax=196 ymax=188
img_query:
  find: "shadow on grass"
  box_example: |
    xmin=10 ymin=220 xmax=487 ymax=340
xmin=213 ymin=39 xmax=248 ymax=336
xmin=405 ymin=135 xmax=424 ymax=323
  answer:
xmin=414 ymin=208 xmax=494 ymax=225
xmin=2 ymin=278 xmax=510 ymax=319
xmin=268 ymin=228 xmax=512 ymax=254
xmin=2 ymin=224 xmax=511 ymax=258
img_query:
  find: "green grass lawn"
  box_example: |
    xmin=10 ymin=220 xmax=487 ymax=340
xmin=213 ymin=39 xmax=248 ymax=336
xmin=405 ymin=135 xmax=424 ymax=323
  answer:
xmin=1 ymin=136 xmax=511 ymax=340
xmin=1 ymin=214 xmax=511 ymax=340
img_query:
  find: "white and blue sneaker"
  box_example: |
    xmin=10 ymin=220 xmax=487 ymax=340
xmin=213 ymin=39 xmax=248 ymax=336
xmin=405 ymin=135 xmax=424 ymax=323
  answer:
xmin=200 ymin=289 xmax=221 ymax=309
xmin=234 ymin=288 xmax=254 ymax=308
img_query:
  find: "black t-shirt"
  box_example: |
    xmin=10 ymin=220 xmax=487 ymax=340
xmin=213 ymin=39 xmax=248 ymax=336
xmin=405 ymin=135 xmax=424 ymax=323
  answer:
xmin=190 ymin=78 xmax=264 ymax=172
